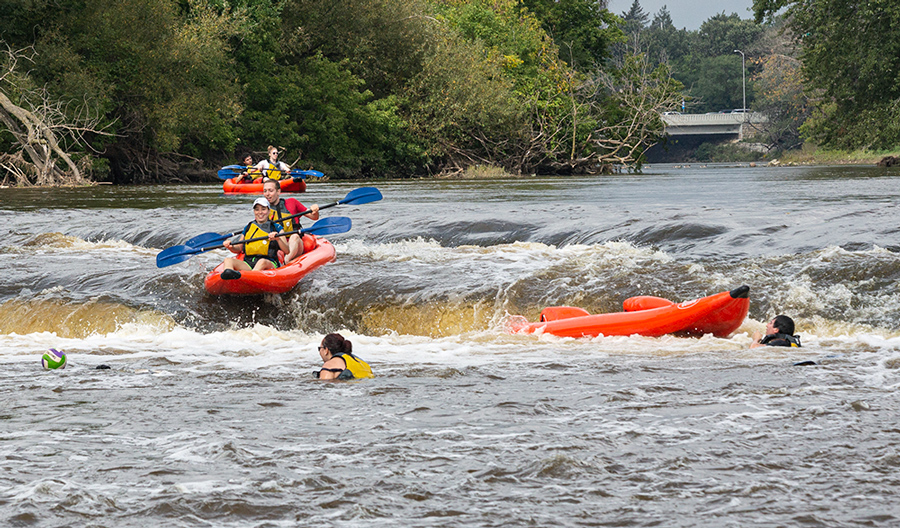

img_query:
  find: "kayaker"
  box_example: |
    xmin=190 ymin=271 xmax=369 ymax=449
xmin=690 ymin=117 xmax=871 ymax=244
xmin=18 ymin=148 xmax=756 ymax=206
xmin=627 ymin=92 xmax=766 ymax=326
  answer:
xmin=263 ymin=178 xmax=319 ymax=262
xmin=255 ymin=145 xmax=291 ymax=180
xmin=750 ymin=315 xmax=801 ymax=347
xmin=231 ymin=153 xmax=260 ymax=184
xmin=314 ymin=333 xmax=373 ymax=380
xmin=221 ymin=197 xmax=290 ymax=278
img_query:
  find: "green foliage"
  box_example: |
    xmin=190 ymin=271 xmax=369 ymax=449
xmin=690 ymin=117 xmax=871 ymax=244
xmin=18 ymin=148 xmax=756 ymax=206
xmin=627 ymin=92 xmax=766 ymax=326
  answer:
xmin=280 ymin=0 xmax=432 ymax=99
xmin=696 ymin=13 xmax=762 ymax=57
xmin=620 ymin=0 xmax=649 ymax=36
xmin=32 ymin=0 xmax=245 ymax=160
xmin=241 ymin=53 xmax=425 ymax=176
xmin=4 ymin=0 xmax=651 ymax=180
xmin=752 ymin=51 xmax=810 ymax=150
xmin=688 ymin=55 xmax=748 ymax=112
xmin=754 ymin=0 xmax=900 ymax=150
xmin=403 ymin=25 xmax=523 ymax=164
xmin=517 ymin=0 xmax=623 ymax=68
xmin=643 ymin=7 xmax=692 ymax=65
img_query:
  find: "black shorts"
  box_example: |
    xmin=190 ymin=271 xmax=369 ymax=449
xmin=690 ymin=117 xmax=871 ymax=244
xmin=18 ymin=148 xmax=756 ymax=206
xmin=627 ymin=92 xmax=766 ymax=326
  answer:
xmin=244 ymin=255 xmax=278 ymax=269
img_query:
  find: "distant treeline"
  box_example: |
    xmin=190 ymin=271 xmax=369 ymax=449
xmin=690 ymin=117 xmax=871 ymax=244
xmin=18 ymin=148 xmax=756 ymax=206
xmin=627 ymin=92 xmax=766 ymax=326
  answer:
xmin=625 ymin=0 xmax=900 ymax=154
xmin=1 ymin=0 xmax=895 ymax=184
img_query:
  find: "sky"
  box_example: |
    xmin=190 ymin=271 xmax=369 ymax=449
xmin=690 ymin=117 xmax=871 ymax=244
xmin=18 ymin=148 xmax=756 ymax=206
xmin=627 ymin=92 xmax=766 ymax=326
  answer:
xmin=606 ymin=0 xmax=756 ymax=31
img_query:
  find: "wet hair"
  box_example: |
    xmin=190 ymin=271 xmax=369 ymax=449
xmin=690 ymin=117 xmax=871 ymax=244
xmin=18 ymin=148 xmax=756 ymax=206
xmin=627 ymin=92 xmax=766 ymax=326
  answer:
xmin=262 ymin=178 xmax=281 ymax=190
xmin=322 ymin=333 xmax=352 ymax=355
xmin=772 ymin=315 xmax=795 ymax=335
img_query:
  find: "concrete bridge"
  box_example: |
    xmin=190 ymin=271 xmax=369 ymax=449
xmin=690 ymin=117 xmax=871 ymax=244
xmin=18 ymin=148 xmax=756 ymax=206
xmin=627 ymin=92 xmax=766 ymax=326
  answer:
xmin=660 ymin=112 xmax=767 ymax=139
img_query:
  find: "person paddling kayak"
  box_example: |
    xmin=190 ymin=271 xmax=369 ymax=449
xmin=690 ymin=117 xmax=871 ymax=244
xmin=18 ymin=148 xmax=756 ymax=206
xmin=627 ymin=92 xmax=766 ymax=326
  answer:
xmin=263 ymin=178 xmax=319 ymax=262
xmin=221 ymin=197 xmax=290 ymax=278
xmin=255 ymin=145 xmax=291 ymax=180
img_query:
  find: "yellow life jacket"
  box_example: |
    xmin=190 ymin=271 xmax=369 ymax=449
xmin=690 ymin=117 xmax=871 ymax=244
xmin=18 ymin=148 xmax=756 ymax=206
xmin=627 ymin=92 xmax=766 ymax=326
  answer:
xmin=334 ymin=353 xmax=373 ymax=379
xmin=243 ymin=221 xmax=279 ymax=258
xmin=263 ymin=161 xmax=283 ymax=180
xmin=269 ymin=200 xmax=296 ymax=232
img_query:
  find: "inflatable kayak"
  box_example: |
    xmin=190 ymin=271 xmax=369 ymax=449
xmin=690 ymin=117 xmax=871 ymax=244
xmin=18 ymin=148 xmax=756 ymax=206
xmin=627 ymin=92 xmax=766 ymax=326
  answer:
xmin=508 ymin=285 xmax=750 ymax=338
xmin=223 ymin=178 xmax=306 ymax=194
xmin=204 ymin=237 xmax=334 ymax=295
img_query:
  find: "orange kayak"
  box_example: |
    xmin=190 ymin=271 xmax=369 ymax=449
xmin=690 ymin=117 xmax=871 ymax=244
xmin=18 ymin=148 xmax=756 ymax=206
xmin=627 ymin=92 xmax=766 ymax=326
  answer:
xmin=222 ymin=178 xmax=306 ymax=194
xmin=508 ymin=286 xmax=750 ymax=338
xmin=204 ymin=237 xmax=335 ymax=295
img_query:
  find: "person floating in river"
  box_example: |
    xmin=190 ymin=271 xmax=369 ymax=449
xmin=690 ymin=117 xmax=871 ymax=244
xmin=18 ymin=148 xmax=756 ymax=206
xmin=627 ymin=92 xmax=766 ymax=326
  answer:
xmin=263 ymin=178 xmax=319 ymax=262
xmin=221 ymin=197 xmax=289 ymax=278
xmin=255 ymin=145 xmax=291 ymax=180
xmin=315 ymin=333 xmax=373 ymax=380
xmin=750 ymin=315 xmax=801 ymax=348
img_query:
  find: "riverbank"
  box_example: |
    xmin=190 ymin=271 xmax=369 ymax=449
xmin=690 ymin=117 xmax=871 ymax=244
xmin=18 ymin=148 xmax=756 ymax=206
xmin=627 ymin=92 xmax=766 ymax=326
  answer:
xmin=770 ymin=144 xmax=900 ymax=166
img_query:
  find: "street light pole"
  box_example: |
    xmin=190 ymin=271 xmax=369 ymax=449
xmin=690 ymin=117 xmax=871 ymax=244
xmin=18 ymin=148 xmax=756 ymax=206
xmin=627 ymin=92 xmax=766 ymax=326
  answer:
xmin=733 ymin=49 xmax=746 ymax=112
xmin=733 ymin=49 xmax=746 ymax=138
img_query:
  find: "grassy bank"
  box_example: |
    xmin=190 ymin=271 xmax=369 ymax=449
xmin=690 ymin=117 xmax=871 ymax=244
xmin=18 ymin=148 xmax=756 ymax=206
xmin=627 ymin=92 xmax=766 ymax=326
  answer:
xmin=771 ymin=144 xmax=900 ymax=165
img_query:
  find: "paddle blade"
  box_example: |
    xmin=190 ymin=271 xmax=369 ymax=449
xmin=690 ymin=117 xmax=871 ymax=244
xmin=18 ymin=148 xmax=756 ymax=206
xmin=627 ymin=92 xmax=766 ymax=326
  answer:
xmin=217 ymin=165 xmax=247 ymax=180
xmin=291 ymin=169 xmax=323 ymax=180
xmin=303 ymin=216 xmax=352 ymax=236
xmin=184 ymin=232 xmax=231 ymax=248
xmin=339 ymin=187 xmax=383 ymax=206
xmin=156 ymin=245 xmax=204 ymax=268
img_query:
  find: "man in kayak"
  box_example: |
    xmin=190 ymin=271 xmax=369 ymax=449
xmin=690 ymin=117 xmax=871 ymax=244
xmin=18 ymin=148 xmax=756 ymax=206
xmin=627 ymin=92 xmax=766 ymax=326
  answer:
xmin=314 ymin=333 xmax=373 ymax=380
xmin=262 ymin=178 xmax=319 ymax=262
xmin=255 ymin=145 xmax=291 ymax=180
xmin=231 ymin=152 xmax=260 ymax=183
xmin=750 ymin=315 xmax=801 ymax=347
xmin=221 ymin=197 xmax=290 ymax=278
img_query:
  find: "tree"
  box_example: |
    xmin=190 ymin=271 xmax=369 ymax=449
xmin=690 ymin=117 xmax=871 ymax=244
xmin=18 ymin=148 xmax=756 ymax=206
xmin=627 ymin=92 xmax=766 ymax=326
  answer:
xmin=696 ymin=13 xmax=763 ymax=57
xmin=621 ymin=0 xmax=649 ymax=37
xmin=0 ymin=46 xmax=108 ymax=186
xmin=643 ymin=6 xmax=692 ymax=66
xmin=754 ymin=0 xmax=900 ymax=150
xmin=591 ymin=49 xmax=684 ymax=167
xmin=518 ymin=0 xmax=621 ymax=69
xmin=749 ymin=19 xmax=811 ymax=150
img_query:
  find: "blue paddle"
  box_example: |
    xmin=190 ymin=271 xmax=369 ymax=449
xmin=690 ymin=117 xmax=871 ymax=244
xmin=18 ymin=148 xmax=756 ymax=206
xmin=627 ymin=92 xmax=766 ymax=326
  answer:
xmin=183 ymin=187 xmax=383 ymax=249
xmin=157 ymin=217 xmax=352 ymax=268
xmin=217 ymin=165 xmax=324 ymax=181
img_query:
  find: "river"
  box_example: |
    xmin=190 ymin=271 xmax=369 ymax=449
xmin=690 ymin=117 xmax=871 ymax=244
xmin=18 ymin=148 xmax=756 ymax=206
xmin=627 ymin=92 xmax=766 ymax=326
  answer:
xmin=2 ymin=163 xmax=900 ymax=526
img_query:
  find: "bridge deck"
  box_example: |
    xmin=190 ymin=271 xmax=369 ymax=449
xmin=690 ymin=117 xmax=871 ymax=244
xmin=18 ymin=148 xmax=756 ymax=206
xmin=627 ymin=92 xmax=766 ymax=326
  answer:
xmin=661 ymin=113 xmax=767 ymax=136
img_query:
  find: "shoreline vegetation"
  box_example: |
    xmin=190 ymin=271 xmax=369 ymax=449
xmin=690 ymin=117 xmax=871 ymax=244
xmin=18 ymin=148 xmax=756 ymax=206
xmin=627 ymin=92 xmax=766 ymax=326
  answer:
xmin=2 ymin=1 xmax=899 ymax=186
xmin=770 ymin=146 xmax=900 ymax=167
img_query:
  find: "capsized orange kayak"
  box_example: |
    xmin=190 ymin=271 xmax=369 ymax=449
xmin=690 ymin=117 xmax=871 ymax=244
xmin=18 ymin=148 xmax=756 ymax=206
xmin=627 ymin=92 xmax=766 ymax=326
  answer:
xmin=222 ymin=178 xmax=306 ymax=194
xmin=204 ymin=237 xmax=335 ymax=295
xmin=508 ymin=285 xmax=750 ymax=338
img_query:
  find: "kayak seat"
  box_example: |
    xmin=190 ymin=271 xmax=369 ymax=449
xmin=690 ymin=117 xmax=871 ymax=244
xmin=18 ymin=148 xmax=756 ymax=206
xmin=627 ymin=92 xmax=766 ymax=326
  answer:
xmin=539 ymin=306 xmax=591 ymax=322
xmin=623 ymin=296 xmax=674 ymax=312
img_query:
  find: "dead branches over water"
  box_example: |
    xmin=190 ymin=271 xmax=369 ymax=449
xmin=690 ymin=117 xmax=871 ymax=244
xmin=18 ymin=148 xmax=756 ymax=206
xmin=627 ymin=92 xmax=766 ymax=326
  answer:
xmin=0 ymin=45 xmax=112 ymax=187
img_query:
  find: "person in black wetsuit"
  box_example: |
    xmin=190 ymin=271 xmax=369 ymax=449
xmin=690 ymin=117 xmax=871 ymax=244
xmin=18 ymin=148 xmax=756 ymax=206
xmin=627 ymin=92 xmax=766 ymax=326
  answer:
xmin=750 ymin=314 xmax=801 ymax=348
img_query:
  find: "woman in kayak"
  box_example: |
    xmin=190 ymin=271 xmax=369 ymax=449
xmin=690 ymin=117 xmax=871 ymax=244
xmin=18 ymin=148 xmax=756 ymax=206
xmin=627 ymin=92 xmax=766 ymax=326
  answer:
xmin=255 ymin=145 xmax=291 ymax=181
xmin=750 ymin=315 xmax=801 ymax=347
xmin=221 ymin=197 xmax=290 ymax=277
xmin=315 ymin=333 xmax=373 ymax=380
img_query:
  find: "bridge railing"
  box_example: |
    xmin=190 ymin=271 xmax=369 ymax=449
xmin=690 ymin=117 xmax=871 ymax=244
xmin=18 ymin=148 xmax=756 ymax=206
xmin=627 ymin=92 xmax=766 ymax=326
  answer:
xmin=661 ymin=113 xmax=767 ymax=126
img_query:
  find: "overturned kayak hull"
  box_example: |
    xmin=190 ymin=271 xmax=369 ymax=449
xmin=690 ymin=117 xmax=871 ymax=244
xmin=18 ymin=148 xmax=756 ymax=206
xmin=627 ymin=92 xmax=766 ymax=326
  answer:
xmin=222 ymin=178 xmax=306 ymax=194
xmin=204 ymin=237 xmax=335 ymax=295
xmin=509 ymin=286 xmax=750 ymax=338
